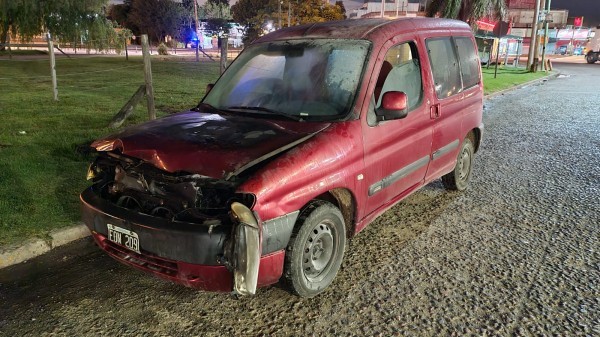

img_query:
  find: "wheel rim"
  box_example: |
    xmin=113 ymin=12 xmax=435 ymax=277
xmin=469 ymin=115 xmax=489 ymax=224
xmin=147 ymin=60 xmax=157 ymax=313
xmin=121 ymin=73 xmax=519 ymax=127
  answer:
xmin=457 ymin=146 xmax=471 ymax=182
xmin=302 ymin=220 xmax=337 ymax=282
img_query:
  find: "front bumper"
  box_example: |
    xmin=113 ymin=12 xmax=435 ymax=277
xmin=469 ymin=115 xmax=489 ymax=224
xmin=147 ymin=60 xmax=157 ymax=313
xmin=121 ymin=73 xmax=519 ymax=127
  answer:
xmin=80 ymin=187 xmax=284 ymax=292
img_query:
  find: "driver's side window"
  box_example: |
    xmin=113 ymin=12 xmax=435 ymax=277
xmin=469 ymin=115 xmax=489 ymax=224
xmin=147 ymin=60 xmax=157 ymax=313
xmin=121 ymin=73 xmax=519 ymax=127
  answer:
xmin=368 ymin=41 xmax=423 ymax=125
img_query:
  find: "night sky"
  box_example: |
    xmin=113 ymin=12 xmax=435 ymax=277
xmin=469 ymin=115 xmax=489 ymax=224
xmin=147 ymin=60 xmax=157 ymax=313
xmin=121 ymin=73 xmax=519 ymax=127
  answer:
xmin=551 ymin=0 xmax=600 ymax=27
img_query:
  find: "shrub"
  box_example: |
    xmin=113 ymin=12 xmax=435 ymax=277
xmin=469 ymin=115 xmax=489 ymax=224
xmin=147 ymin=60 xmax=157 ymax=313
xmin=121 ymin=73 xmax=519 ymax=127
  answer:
xmin=158 ymin=43 xmax=169 ymax=55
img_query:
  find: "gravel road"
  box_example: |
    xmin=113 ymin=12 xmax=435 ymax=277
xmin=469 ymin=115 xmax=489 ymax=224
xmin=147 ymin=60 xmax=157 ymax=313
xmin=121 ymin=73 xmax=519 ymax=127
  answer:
xmin=0 ymin=62 xmax=598 ymax=336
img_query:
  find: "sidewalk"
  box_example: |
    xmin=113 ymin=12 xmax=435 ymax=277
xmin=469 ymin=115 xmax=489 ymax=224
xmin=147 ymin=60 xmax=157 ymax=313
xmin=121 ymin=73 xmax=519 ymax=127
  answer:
xmin=0 ymin=224 xmax=90 ymax=268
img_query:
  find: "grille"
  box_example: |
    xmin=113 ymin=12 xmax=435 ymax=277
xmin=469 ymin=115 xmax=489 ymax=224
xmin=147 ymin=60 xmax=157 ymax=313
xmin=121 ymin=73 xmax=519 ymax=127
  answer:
xmin=104 ymin=240 xmax=178 ymax=277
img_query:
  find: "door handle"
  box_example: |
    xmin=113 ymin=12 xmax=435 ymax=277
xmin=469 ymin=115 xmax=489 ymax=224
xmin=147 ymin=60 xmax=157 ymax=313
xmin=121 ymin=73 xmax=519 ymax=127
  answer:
xmin=430 ymin=104 xmax=441 ymax=119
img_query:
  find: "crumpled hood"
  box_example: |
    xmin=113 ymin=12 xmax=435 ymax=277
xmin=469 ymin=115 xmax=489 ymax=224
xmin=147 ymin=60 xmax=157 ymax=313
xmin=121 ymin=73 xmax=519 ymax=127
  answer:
xmin=92 ymin=110 xmax=330 ymax=179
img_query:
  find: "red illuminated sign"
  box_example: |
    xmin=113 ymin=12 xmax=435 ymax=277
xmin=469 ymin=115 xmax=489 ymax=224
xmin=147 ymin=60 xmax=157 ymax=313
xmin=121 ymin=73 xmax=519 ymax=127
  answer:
xmin=573 ymin=17 xmax=583 ymax=27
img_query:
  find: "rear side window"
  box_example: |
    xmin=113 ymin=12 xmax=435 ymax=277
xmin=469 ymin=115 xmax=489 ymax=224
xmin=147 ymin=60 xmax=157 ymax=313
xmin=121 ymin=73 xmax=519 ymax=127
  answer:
xmin=454 ymin=37 xmax=480 ymax=89
xmin=426 ymin=38 xmax=462 ymax=98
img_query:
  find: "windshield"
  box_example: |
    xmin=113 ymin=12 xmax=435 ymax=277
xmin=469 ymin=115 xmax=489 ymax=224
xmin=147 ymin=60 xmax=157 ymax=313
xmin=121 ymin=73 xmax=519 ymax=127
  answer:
xmin=203 ymin=39 xmax=371 ymax=121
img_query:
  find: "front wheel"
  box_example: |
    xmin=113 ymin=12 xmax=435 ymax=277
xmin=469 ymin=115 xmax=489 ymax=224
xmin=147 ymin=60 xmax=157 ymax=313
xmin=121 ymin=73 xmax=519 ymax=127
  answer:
xmin=442 ymin=136 xmax=475 ymax=191
xmin=586 ymin=53 xmax=597 ymax=64
xmin=284 ymin=201 xmax=346 ymax=298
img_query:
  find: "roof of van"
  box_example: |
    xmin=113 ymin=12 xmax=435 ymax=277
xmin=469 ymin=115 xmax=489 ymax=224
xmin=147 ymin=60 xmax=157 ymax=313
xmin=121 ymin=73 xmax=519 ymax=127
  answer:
xmin=255 ymin=18 xmax=471 ymax=44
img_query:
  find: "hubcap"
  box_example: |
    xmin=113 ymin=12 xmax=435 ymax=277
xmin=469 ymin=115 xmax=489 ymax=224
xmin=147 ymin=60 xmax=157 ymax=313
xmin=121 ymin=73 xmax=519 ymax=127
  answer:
xmin=457 ymin=147 xmax=471 ymax=182
xmin=302 ymin=220 xmax=336 ymax=281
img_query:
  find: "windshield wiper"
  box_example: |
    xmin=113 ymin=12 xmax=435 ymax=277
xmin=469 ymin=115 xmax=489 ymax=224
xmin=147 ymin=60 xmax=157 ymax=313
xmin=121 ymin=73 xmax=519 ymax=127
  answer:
xmin=224 ymin=106 xmax=303 ymax=121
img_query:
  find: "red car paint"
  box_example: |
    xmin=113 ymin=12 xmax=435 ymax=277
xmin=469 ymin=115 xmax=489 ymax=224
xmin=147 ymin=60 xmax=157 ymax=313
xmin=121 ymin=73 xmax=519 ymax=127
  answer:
xmin=91 ymin=110 xmax=330 ymax=179
xmin=82 ymin=18 xmax=483 ymax=293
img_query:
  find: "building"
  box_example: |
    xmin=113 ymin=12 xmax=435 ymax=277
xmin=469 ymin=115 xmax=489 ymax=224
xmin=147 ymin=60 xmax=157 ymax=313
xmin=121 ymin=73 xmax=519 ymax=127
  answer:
xmin=349 ymin=1 xmax=425 ymax=19
xmin=504 ymin=0 xmax=593 ymax=55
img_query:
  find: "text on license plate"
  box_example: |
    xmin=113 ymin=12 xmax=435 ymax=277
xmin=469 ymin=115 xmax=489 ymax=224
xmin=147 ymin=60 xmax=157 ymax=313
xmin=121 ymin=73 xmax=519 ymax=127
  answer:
xmin=107 ymin=224 xmax=141 ymax=254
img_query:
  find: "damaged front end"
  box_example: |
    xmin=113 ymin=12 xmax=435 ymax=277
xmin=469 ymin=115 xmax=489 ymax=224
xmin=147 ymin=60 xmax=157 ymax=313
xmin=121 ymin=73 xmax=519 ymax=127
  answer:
xmin=82 ymin=151 xmax=261 ymax=295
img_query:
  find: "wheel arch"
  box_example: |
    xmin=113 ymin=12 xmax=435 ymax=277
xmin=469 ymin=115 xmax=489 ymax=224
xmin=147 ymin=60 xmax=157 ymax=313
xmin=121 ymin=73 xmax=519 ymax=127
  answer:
xmin=312 ymin=188 xmax=357 ymax=239
xmin=469 ymin=127 xmax=481 ymax=153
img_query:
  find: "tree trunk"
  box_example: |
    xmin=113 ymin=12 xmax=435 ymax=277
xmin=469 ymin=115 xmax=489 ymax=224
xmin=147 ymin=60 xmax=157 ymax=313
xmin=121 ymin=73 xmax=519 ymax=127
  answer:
xmin=0 ymin=20 xmax=10 ymax=52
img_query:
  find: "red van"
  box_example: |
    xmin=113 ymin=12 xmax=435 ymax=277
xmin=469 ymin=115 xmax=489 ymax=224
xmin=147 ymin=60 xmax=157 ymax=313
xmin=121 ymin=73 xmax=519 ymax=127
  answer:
xmin=81 ymin=18 xmax=483 ymax=297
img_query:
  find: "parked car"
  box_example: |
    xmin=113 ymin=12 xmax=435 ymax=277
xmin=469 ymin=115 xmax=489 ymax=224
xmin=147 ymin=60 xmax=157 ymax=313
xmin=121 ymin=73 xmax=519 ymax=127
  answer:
xmin=585 ymin=33 xmax=600 ymax=64
xmin=81 ymin=18 xmax=484 ymax=297
xmin=557 ymin=45 xmax=567 ymax=55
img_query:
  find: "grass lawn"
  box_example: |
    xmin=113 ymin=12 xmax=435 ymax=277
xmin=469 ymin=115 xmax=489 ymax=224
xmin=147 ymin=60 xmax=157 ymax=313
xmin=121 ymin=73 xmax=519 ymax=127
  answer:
xmin=482 ymin=65 xmax=549 ymax=94
xmin=0 ymin=56 xmax=551 ymax=247
xmin=0 ymin=56 xmax=220 ymax=246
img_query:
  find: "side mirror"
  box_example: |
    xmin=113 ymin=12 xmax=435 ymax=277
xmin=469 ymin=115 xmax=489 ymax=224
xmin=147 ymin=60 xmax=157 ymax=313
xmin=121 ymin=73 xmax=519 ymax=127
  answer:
xmin=375 ymin=91 xmax=408 ymax=122
xmin=206 ymin=83 xmax=214 ymax=95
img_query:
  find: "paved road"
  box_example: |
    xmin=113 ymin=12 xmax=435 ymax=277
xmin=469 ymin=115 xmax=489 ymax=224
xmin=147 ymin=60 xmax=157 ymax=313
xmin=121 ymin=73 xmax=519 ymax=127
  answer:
xmin=1 ymin=62 xmax=598 ymax=336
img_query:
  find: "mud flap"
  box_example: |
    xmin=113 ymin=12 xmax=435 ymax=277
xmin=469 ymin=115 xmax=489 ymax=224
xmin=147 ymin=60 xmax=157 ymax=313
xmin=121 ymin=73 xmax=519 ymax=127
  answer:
xmin=230 ymin=202 xmax=261 ymax=295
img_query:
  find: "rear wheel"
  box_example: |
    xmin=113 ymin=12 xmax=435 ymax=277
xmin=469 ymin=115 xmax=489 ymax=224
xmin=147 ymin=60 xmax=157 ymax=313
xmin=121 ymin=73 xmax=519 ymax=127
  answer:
xmin=284 ymin=201 xmax=346 ymax=298
xmin=442 ymin=136 xmax=475 ymax=191
xmin=586 ymin=53 xmax=597 ymax=64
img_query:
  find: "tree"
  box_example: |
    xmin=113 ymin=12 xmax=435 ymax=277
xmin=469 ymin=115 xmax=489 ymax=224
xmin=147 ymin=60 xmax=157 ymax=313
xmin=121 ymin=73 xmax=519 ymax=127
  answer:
xmin=335 ymin=1 xmax=347 ymax=20
xmin=231 ymin=0 xmax=345 ymax=43
xmin=108 ymin=3 xmax=130 ymax=27
xmin=294 ymin=0 xmax=345 ymax=24
xmin=426 ymin=0 xmax=505 ymax=23
xmin=0 ymin=0 xmax=110 ymax=51
xmin=231 ymin=0 xmax=276 ymax=43
xmin=200 ymin=0 xmax=232 ymax=36
xmin=128 ymin=0 xmax=186 ymax=44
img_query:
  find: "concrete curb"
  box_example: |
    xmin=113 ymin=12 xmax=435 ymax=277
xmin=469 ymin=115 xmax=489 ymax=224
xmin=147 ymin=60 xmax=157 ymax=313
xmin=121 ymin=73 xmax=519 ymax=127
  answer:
xmin=484 ymin=72 xmax=560 ymax=100
xmin=0 ymin=71 xmax=562 ymax=271
xmin=0 ymin=224 xmax=90 ymax=269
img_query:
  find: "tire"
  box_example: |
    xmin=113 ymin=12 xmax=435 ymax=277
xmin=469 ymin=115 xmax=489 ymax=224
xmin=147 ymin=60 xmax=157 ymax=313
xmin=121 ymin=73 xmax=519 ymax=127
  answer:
xmin=442 ymin=136 xmax=475 ymax=191
xmin=284 ymin=201 xmax=346 ymax=298
xmin=586 ymin=53 xmax=597 ymax=64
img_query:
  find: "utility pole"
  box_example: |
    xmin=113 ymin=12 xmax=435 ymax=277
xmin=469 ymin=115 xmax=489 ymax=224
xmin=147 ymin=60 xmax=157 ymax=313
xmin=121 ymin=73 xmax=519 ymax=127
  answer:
xmin=381 ymin=0 xmax=385 ymax=17
xmin=278 ymin=1 xmax=282 ymax=29
xmin=527 ymin=0 xmax=542 ymax=71
xmin=532 ymin=0 xmax=546 ymax=71
xmin=287 ymin=1 xmax=291 ymax=27
xmin=540 ymin=0 xmax=552 ymax=72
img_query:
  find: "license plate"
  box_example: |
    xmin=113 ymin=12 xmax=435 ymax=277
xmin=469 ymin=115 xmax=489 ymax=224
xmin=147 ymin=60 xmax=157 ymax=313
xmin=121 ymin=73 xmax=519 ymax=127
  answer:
xmin=107 ymin=224 xmax=141 ymax=254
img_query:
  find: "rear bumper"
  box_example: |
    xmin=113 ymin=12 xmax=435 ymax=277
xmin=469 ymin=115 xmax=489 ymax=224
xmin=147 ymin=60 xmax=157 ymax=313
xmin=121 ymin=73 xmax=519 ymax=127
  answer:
xmin=80 ymin=187 xmax=284 ymax=292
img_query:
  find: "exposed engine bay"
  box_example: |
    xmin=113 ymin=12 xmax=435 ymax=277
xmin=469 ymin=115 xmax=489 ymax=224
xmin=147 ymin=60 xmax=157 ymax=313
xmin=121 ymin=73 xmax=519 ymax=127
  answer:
xmin=87 ymin=151 xmax=254 ymax=226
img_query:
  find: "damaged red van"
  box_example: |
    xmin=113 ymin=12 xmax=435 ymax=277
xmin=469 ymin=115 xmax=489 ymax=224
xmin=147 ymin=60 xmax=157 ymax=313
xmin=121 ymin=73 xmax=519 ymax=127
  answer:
xmin=81 ymin=18 xmax=484 ymax=297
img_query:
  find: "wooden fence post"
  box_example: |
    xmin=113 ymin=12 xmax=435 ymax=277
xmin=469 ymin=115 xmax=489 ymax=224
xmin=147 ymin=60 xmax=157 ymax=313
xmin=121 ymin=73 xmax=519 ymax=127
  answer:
xmin=220 ymin=35 xmax=228 ymax=74
xmin=47 ymin=32 xmax=58 ymax=101
xmin=124 ymin=37 xmax=129 ymax=61
xmin=7 ymin=33 xmax=11 ymax=59
xmin=108 ymin=85 xmax=146 ymax=128
xmin=141 ymin=34 xmax=156 ymax=120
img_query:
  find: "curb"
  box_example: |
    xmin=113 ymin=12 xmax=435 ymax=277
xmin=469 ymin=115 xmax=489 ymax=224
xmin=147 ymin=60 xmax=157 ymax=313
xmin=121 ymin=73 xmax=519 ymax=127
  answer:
xmin=484 ymin=72 xmax=560 ymax=99
xmin=0 ymin=71 xmax=562 ymax=271
xmin=0 ymin=224 xmax=90 ymax=269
